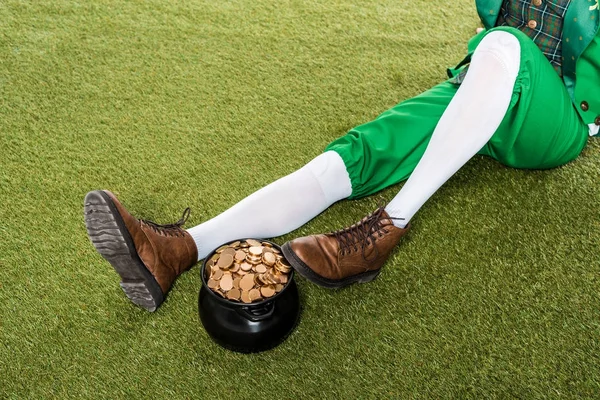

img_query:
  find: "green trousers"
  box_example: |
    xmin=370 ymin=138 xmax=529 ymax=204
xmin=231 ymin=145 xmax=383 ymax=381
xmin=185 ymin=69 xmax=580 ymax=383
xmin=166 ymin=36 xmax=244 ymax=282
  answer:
xmin=325 ymin=27 xmax=589 ymax=199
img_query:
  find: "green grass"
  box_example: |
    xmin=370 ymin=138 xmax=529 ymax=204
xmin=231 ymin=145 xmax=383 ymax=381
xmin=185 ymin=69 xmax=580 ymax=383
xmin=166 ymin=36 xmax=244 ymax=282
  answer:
xmin=1 ymin=0 xmax=599 ymax=398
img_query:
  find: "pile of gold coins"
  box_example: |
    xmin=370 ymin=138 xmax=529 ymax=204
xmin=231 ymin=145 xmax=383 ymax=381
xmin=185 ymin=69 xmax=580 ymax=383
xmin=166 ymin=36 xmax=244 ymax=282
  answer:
xmin=205 ymin=239 xmax=292 ymax=304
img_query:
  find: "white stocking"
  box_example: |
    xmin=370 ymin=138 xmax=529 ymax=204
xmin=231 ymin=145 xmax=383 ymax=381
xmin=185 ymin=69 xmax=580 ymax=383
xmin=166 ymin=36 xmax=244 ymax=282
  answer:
xmin=187 ymin=151 xmax=352 ymax=260
xmin=385 ymin=31 xmax=521 ymax=227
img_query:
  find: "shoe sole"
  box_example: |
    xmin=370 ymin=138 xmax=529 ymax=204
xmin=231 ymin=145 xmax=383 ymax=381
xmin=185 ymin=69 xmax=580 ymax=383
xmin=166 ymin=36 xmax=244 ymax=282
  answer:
xmin=83 ymin=190 xmax=164 ymax=312
xmin=281 ymin=242 xmax=381 ymax=289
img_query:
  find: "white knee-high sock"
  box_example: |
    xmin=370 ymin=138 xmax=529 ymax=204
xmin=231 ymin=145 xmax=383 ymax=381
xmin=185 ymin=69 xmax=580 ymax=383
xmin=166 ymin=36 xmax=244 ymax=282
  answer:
xmin=385 ymin=31 xmax=521 ymax=227
xmin=187 ymin=151 xmax=352 ymax=260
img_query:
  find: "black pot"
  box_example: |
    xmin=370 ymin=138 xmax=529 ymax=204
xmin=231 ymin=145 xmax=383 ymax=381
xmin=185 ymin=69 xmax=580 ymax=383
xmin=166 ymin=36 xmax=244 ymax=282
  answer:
xmin=198 ymin=239 xmax=301 ymax=353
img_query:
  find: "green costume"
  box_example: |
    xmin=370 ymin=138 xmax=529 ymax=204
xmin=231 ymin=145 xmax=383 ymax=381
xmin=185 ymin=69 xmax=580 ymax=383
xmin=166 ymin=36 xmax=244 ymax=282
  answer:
xmin=326 ymin=0 xmax=599 ymax=199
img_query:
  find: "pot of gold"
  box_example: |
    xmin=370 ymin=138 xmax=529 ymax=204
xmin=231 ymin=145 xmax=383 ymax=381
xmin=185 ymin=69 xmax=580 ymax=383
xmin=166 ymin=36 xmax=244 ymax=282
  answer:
xmin=198 ymin=238 xmax=300 ymax=353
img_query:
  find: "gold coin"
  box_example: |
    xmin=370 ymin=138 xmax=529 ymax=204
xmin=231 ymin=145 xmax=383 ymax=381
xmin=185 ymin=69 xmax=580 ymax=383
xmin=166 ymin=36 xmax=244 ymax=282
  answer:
xmin=214 ymin=290 xmax=226 ymax=298
xmin=235 ymin=250 xmax=246 ymax=261
xmin=230 ymin=263 xmax=240 ymax=273
xmin=207 ymin=279 xmax=219 ymax=289
xmin=256 ymin=273 xmax=268 ymax=285
xmin=279 ymin=257 xmax=290 ymax=267
xmin=279 ymin=274 xmax=288 ymax=284
xmin=249 ymin=288 xmax=262 ymax=301
xmin=246 ymin=255 xmax=261 ymax=265
xmin=226 ymin=288 xmax=241 ymax=300
xmin=233 ymin=277 xmax=241 ymax=289
xmin=240 ymin=274 xmax=255 ymax=291
xmin=209 ymin=253 xmax=220 ymax=264
xmin=262 ymin=252 xmax=276 ymax=266
xmin=255 ymin=264 xmax=267 ymax=273
xmin=274 ymin=264 xmax=286 ymax=274
xmin=261 ymin=242 xmax=273 ymax=247
xmin=275 ymin=260 xmax=291 ymax=273
xmin=249 ymin=246 xmax=263 ymax=256
xmin=240 ymin=262 xmax=252 ymax=272
xmin=229 ymin=241 xmax=241 ymax=248
xmin=241 ymin=290 xmax=252 ymax=304
xmin=219 ymin=273 xmax=233 ymax=291
xmin=267 ymin=273 xmax=279 ymax=284
xmin=221 ymin=247 xmax=236 ymax=257
xmin=275 ymin=284 xmax=284 ymax=292
xmin=215 ymin=245 xmax=229 ymax=254
xmin=246 ymin=239 xmax=261 ymax=247
xmin=260 ymin=286 xmax=275 ymax=298
xmin=216 ymin=254 xmax=234 ymax=269
xmin=212 ymin=269 xmax=224 ymax=281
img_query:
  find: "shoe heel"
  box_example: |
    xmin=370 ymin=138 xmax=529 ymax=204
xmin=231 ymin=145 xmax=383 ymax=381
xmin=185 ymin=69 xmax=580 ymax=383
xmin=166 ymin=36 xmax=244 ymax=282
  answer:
xmin=357 ymin=269 xmax=381 ymax=284
xmin=120 ymin=281 xmax=159 ymax=312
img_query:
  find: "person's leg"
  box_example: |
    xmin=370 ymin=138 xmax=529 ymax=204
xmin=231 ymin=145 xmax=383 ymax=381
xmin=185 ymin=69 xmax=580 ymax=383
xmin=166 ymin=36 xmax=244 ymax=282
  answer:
xmin=187 ymin=150 xmax=352 ymax=260
xmin=84 ymin=151 xmax=352 ymax=311
xmin=283 ymin=30 xmax=521 ymax=287
xmin=284 ymin=26 xmax=589 ymax=288
xmin=384 ymin=30 xmax=521 ymax=227
xmin=385 ymin=27 xmax=588 ymax=228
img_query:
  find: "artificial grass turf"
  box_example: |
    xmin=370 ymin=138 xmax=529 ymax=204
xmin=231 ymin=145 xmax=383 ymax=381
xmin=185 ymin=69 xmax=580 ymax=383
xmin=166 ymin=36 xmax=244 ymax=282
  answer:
xmin=1 ymin=0 xmax=599 ymax=397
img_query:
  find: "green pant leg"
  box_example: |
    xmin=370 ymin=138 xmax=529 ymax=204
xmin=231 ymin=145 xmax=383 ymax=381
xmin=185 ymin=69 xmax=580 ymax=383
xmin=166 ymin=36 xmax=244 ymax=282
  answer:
xmin=327 ymin=26 xmax=588 ymax=200
xmin=478 ymin=27 xmax=589 ymax=169
xmin=325 ymin=82 xmax=458 ymax=199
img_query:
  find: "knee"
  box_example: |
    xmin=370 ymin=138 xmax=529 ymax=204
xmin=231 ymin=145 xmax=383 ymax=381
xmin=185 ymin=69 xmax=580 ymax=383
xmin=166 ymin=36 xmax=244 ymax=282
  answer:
xmin=304 ymin=151 xmax=346 ymax=181
xmin=304 ymin=151 xmax=352 ymax=201
xmin=473 ymin=30 xmax=521 ymax=79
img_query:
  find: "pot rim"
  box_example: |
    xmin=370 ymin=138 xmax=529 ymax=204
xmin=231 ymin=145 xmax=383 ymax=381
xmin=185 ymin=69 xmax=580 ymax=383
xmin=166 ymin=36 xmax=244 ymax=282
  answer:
xmin=200 ymin=238 xmax=295 ymax=308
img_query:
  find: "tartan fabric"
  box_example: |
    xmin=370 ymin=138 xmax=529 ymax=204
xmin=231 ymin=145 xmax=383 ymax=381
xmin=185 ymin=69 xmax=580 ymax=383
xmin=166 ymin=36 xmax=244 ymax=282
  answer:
xmin=497 ymin=0 xmax=571 ymax=75
xmin=450 ymin=0 xmax=571 ymax=84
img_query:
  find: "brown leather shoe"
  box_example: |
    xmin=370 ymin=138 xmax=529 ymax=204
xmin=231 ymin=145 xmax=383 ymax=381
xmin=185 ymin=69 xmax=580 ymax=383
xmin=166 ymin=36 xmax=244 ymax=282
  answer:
xmin=281 ymin=207 xmax=409 ymax=288
xmin=83 ymin=190 xmax=198 ymax=311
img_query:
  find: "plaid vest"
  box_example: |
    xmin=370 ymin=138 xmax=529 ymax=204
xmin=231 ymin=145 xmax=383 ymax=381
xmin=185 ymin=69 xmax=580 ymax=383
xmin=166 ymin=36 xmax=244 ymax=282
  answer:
xmin=451 ymin=0 xmax=571 ymax=84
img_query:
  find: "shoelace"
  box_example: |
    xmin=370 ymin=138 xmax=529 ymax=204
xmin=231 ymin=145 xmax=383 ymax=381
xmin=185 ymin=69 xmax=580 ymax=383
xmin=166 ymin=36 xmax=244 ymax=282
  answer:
xmin=140 ymin=207 xmax=191 ymax=237
xmin=333 ymin=207 xmax=404 ymax=261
